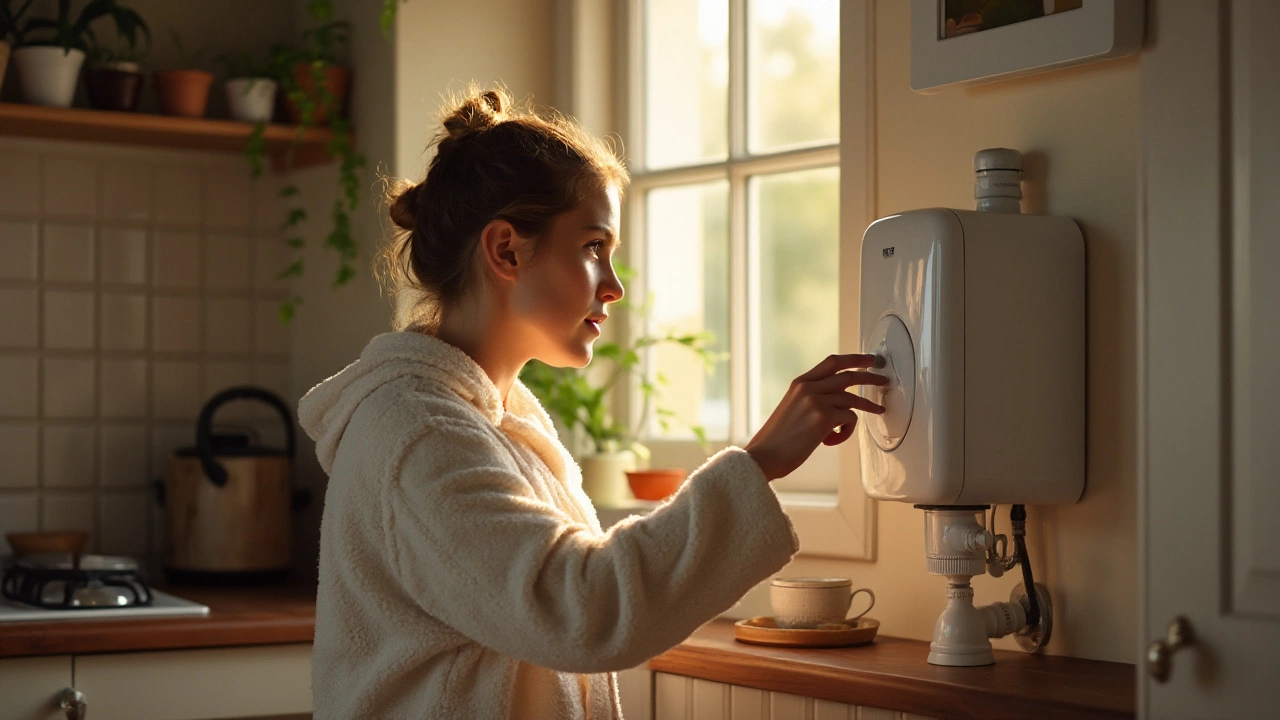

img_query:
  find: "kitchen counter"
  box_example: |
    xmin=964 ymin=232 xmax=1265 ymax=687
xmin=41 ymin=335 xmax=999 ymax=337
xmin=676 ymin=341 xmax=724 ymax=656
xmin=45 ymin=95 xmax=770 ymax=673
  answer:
xmin=647 ymin=619 xmax=1136 ymax=720
xmin=0 ymin=580 xmax=317 ymax=658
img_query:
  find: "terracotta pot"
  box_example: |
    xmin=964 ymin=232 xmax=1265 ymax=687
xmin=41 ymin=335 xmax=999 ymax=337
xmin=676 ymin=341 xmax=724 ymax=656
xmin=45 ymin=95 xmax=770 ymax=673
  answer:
xmin=285 ymin=63 xmax=350 ymax=126
xmin=626 ymin=468 xmax=688 ymax=501
xmin=154 ymin=69 xmax=214 ymax=117
xmin=85 ymin=66 xmax=144 ymax=112
xmin=0 ymin=42 xmax=10 ymax=96
xmin=12 ymin=46 xmax=85 ymax=107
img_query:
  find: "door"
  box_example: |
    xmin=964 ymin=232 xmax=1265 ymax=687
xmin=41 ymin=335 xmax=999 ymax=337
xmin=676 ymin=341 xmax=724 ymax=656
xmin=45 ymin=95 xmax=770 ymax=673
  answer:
xmin=1141 ymin=0 xmax=1280 ymax=717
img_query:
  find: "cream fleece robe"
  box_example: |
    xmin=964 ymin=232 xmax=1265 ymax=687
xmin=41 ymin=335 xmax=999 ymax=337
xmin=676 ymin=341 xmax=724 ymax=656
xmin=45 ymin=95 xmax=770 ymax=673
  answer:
xmin=298 ymin=331 xmax=798 ymax=719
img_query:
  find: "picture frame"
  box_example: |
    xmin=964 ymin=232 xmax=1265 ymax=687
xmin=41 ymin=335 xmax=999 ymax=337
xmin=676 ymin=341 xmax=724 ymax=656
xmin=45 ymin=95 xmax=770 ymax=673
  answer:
xmin=910 ymin=0 xmax=1145 ymax=93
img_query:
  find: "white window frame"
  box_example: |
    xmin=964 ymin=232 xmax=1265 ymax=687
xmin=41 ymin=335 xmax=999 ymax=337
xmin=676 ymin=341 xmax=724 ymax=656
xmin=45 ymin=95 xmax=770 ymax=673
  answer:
xmin=555 ymin=0 xmax=876 ymax=560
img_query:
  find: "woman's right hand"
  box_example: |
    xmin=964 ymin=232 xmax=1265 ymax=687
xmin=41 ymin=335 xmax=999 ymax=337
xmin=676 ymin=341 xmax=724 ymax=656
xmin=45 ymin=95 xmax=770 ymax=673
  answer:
xmin=744 ymin=354 xmax=888 ymax=482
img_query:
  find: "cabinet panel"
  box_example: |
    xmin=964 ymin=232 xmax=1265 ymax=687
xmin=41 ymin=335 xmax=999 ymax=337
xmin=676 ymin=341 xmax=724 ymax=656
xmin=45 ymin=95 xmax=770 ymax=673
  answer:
xmin=692 ymin=678 xmax=729 ymax=719
xmin=0 ymin=655 xmax=72 ymax=720
xmin=729 ymin=685 xmax=766 ymax=720
xmin=769 ymin=691 xmax=811 ymax=720
xmin=617 ymin=666 xmax=653 ymax=720
xmin=812 ymin=699 xmax=853 ymax=720
xmin=73 ymin=643 xmax=311 ymax=720
xmin=655 ymin=672 xmax=690 ymax=720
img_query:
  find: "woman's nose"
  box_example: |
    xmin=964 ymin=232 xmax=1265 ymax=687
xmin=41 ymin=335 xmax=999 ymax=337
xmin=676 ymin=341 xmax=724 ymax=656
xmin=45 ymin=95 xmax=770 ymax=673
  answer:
xmin=600 ymin=267 xmax=625 ymax=303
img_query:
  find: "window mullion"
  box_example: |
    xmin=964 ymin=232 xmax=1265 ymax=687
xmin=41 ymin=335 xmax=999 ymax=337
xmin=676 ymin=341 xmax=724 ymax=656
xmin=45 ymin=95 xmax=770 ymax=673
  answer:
xmin=729 ymin=167 xmax=750 ymax=446
xmin=728 ymin=0 xmax=747 ymax=160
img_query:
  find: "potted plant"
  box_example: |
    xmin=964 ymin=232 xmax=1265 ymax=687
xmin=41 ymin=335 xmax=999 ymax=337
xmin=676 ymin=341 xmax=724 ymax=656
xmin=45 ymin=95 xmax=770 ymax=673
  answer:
xmin=7 ymin=0 xmax=148 ymax=108
xmin=217 ymin=48 xmax=282 ymax=124
xmin=84 ymin=37 xmax=147 ymax=112
xmin=153 ymin=28 xmax=212 ymax=117
xmin=519 ymin=281 xmax=723 ymax=507
xmin=279 ymin=19 xmax=350 ymax=126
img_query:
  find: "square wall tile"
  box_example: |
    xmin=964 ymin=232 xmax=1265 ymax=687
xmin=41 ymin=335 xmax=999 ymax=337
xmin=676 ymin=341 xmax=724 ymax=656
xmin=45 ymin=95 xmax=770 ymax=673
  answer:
xmin=42 ymin=224 xmax=95 ymax=283
xmin=0 ymin=495 xmax=40 ymax=553
xmin=42 ymin=493 xmax=96 ymax=545
xmin=100 ymin=358 xmax=147 ymax=418
xmin=0 ymin=151 xmax=41 ymax=216
xmin=100 ymin=228 xmax=148 ymax=285
xmin=204 ymin=166 xmax=252 ymax=229
xmin=152 ymin=296 xmax=201 ymax=353
xmin=102 ymin=163 xmax=152 ymax=221
xmin=43 ymin=290 xmax=95 ymax=350
xmin=206 ymin=297 xmax=250 ymax=354
xmin=99 ymin=492 xmax=148 ymax=556
xmin=255 ymin=300 xmax=290 ymax=356
xmin=253 ymin=175 xmax=287 ymax=230
xmin=152 ymin=231 xmax=200 ymax=289
xmin=253 ymin=234 xmax=291 ymax=293
xmin=204 ymin=362 xmax=252 ymax=421
xmin=254 ymin=363 xmax=292 ymax=409
xmin=0 ymin=288 xmax=37 ymax=348
xmin=100 ymin=293 xmax=147 ymax=351
xmin=153 ymin=166 xmax=201 ymax=226
xmin=43 ymin=357 xmax=96 ymax=418
xmin=43 ymin=156 xmax=99 ymax=218
xmin=42 ymin=424 xmax=96 ymax=488
xmin=151 ymin=424 xmax=194 ymax=477
xmin=0 ymin=424 xmax=39 ymax=488
xmin=0 ymin=220 xmax=39 ymax=280
xmin=0 ymin=355 xmax=39 ymax=417
xmin=152 ymin=360 xmax=201 ymax=419
xmin=101 ymin=425 xmax=149 ymax=487
xmin=204 ymin=234 xmax=251 ymax=290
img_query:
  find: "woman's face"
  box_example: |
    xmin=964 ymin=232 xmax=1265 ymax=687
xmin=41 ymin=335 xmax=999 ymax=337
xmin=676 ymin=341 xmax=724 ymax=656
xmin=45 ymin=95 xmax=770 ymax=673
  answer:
xmin=512 ymin=184 xmax=625 ymax=369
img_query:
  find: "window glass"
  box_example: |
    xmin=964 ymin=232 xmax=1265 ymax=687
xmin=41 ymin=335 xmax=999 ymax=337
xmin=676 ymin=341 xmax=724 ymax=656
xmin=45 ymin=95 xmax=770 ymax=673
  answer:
xmin=747 ymin=0 xmax=840 ymax=153
xmin=644 ymin=181 xmax=731 ymax=440
xmin=644 ymin=0 xmax=729 ymax=169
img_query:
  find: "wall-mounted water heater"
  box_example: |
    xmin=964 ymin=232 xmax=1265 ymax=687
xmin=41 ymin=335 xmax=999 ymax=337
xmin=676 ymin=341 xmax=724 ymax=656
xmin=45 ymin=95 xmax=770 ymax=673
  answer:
xmin=857 ymin=148 xmax=1085 ymax=666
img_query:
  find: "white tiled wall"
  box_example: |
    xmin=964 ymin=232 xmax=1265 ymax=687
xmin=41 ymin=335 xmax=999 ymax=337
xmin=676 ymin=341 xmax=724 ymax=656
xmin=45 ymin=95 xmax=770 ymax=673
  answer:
xmin=0 ymin=138 xmax=292 ymax=559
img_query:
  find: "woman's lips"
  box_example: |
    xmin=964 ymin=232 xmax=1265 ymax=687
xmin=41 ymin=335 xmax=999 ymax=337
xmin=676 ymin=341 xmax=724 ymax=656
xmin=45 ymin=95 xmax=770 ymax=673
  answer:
xmin=585 ymin=319 xmax=601 ymax=334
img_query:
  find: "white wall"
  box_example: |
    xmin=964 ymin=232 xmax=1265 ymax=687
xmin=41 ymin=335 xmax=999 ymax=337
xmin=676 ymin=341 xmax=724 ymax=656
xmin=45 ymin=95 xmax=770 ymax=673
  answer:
xmin=727 ymin=0 xmax=1140 ymax=665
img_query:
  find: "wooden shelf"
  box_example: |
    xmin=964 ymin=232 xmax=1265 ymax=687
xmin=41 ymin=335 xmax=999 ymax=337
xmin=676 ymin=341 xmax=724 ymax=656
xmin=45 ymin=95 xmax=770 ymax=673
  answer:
xmin=0 ymin=102 xmax=335 ymax=171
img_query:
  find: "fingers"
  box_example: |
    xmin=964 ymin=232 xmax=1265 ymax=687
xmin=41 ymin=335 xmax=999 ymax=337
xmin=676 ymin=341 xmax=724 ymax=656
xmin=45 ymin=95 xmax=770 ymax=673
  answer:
xmin=796 ymin=354 xmax=879 ymax=382
xmin=838 ymin=393 xmax=886 ymax=415
xmin=813 ymin=370 xmax=889 ymax=394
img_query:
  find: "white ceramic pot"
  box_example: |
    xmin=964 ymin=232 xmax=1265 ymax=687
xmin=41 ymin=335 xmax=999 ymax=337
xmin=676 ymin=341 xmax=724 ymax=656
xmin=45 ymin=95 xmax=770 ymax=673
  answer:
xmin=225 ymin=77 xmax=278 ymax=123
xmin=579 ymin=450 xmax=636 ymax=507
xmin=12 ymin=46 xmax=85 ymax=108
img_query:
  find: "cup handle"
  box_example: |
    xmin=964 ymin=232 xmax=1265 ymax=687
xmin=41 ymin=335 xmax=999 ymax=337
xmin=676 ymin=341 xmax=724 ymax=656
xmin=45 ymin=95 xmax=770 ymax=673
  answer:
xmin=847 ymin=588 xmax=876 ymax=620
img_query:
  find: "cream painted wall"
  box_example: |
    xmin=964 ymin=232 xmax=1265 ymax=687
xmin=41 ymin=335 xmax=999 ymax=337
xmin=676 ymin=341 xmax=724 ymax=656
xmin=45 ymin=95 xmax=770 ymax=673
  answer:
xmin=731 ymin=0 xmax=1140 ymax=665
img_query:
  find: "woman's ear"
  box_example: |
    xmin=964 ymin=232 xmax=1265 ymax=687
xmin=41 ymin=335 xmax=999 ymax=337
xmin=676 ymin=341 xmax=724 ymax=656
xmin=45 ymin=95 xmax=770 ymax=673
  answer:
xmin=477 ymin=219 xmax=531 ymax=283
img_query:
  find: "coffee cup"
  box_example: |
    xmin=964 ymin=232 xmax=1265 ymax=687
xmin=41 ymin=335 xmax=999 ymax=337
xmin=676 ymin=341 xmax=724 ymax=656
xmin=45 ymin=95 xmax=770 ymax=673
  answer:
xmin=770 ymin=577 xmax=875 ymax=629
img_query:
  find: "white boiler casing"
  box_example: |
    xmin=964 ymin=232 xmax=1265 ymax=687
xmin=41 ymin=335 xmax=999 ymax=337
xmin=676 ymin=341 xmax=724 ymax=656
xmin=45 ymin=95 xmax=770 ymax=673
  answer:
xmin=857 ymin=208 xmax=1085 ymax=505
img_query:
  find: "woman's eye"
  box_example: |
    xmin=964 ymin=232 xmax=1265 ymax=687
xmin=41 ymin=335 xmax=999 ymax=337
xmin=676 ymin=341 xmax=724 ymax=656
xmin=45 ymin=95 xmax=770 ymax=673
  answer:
xmin=588 ymin=240 xmax=605 ymax=253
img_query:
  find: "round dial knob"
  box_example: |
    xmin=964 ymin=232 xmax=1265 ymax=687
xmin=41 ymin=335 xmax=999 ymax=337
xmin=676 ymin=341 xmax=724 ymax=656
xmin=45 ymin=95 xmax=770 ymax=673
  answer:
xmin=861 ymin=314 xmax=916 ymax=451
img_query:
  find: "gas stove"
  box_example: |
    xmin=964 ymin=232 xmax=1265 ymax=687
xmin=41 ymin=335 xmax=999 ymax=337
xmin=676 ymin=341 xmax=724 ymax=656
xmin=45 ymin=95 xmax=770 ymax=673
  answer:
xmin=0 ymin=553 xmax=209 ymax=622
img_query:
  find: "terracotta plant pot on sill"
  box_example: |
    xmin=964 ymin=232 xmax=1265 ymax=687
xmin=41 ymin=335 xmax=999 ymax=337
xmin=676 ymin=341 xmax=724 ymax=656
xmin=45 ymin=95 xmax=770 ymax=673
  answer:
xmin=626 ymin=468 xmax=688 ymax=502
xmin=285 ymin=63 xmax=350 ymax=125
xmin=154 ymin=69 xmax=215 ymax=117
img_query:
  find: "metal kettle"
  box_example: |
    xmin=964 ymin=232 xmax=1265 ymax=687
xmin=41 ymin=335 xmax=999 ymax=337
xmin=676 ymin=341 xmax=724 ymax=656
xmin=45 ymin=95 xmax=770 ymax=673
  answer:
xmin=159 ymin=386 xmax=308 ymax=584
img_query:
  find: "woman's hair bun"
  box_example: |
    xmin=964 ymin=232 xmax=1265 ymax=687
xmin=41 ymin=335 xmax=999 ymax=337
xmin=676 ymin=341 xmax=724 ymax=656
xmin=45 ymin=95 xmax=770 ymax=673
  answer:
xmin=389 ymin=181 xmax=421 ymax=231
xmin=441 ymin=88 xmax=507 ymax=141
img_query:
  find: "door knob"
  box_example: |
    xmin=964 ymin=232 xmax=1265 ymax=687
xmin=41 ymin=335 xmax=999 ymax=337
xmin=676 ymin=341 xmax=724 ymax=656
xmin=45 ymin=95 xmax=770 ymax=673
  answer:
xmin=1147 ymin=615 xmax=1194 ymax=683
xmin=58 ymin=687 xmax=86 ymax=719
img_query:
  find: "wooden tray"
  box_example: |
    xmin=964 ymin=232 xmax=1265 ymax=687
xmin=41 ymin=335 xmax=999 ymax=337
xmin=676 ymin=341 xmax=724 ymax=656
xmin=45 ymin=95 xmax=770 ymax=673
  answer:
xmin=733 ymin=616 xmax=879 ymax=648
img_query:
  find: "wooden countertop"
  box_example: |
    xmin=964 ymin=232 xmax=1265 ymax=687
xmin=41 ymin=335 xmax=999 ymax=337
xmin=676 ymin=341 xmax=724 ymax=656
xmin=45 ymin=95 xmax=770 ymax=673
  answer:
xmin=647 ymin=619 xmax=1135 ymax=720
xmin=0 ymin=580 xmax=317 ymax=658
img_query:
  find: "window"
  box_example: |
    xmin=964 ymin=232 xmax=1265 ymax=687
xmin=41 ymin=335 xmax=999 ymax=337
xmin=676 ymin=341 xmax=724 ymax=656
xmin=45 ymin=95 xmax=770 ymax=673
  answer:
xmin=627 ymin=0 xmax=840 ymax=493
xmin=615 ymin=0 xmax=876 ymax=559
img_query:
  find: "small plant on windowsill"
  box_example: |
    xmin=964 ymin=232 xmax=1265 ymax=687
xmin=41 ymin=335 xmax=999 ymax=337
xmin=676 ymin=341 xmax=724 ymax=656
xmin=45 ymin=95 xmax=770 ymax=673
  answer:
xmin=519 ymin=264 xmax=726 ymax=505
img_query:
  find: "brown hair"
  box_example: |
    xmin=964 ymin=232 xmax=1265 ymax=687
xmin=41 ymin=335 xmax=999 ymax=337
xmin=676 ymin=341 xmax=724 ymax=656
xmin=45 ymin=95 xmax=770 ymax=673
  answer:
xmin=378 ymin=85 xmax=629 ymax=333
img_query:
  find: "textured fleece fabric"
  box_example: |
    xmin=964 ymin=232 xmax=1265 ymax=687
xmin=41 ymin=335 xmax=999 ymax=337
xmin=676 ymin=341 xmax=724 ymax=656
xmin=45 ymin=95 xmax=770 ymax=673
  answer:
xmin=298 ymin=331 xmax=798 ymax=719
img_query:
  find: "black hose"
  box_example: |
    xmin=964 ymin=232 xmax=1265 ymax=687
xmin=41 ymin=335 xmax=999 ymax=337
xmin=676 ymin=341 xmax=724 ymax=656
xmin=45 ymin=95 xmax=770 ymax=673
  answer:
xmin=1011 ymin=504 xmax=1040 ymax=628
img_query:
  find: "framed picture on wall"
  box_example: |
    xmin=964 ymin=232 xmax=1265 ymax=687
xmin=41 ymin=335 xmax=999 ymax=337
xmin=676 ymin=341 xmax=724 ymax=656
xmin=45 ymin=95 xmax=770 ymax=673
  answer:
xmin=910 ymin=0 xmax=1145 ymax=93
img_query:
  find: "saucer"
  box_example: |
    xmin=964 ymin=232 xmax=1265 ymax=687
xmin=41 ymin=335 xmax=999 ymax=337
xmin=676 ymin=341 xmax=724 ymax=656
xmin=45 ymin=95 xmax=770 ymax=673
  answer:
xmin=733 ymin=616 xmax=879 ymax=648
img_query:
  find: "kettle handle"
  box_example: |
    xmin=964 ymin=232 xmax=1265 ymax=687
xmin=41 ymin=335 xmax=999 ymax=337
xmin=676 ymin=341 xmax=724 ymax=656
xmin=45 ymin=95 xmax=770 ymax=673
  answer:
xmin=197 ymin=386 xmax=296 ymax=488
